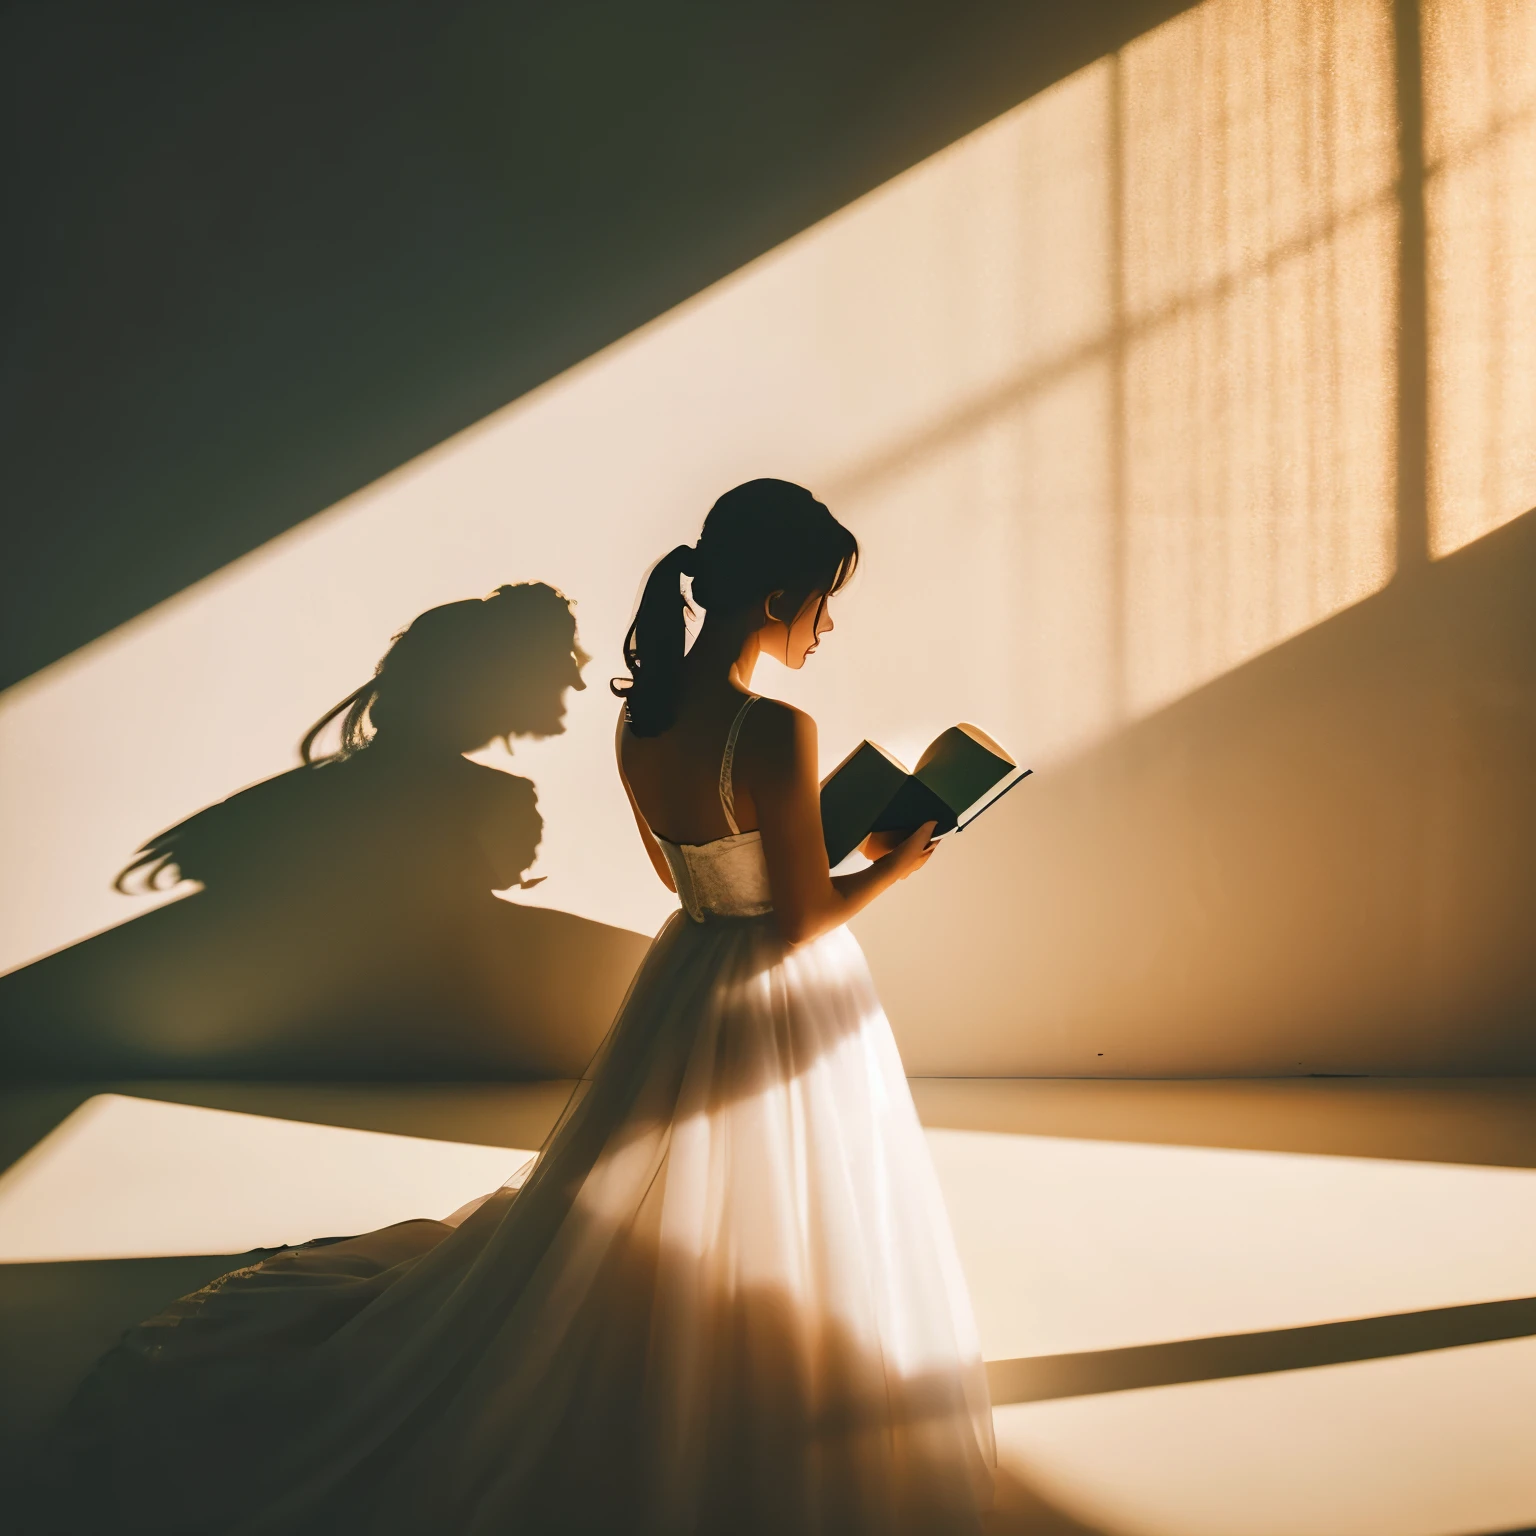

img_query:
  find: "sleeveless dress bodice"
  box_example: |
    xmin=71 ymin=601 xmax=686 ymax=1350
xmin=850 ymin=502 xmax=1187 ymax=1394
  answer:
xmin=652 ymin=694 xmax=773 ymax=923
xmin=656 ymin=831 xmax=772 ymax=922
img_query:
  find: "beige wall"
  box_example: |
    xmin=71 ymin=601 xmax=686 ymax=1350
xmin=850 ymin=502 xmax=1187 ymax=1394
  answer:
xmin=1 ymin=0 xmax=1531 ymax=1076
xmin=850 ymin=0 xmax=1536 ymax=1075
xmin=858 ymin=505 xmax=1536 ymax=1075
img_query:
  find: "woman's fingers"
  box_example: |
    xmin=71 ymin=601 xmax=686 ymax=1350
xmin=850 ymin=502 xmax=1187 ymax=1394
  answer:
xmin=859 ymin=829 xmax=907 ymax=859
xmin=895 ymin=820 xmax=940 ymax=877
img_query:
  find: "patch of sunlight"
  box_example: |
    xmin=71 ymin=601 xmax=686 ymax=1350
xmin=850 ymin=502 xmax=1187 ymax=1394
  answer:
xmin=0 ymin=1094 xmax=531 ymax=1262
xmin=926 ymin=1127 xmax=1536 ymax=1361
xmin=0 ymin=0 xmax=1401 ymax=977
xmin=992 ymin=1337 xmax=1536 ymax=1536
xmin=1424 ymin=0 xmax=1536 ymax=558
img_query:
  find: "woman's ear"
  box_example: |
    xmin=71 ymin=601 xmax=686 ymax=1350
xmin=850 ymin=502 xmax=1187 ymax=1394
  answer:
xmin=762 ymin=589 xmax=788 ymax=627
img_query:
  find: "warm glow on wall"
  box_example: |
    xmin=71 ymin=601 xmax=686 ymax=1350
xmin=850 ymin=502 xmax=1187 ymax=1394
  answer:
xmin=1424 ymin=0 xmax=1536 ymax=557
xmin=1116 ymin=0 xmax=1397 ymax=717
xmin=0 ymin=0 xmax=1530 ymax=1076
xmin=0 ymin=0 xmax=1397 ymax=960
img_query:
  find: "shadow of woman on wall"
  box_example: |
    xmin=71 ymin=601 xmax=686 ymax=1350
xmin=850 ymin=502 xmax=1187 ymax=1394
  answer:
xmin=0 ymin=583 xmax=651 ymax=1080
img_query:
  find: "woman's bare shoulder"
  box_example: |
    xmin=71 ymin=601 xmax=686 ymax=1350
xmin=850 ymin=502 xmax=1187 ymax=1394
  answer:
xmin=741 ymin=696 xmax=817 ymax=772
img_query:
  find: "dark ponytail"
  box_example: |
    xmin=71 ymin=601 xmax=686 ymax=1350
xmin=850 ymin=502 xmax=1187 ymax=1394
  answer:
xmin=613 ymin=544 xmax=697 ymax=738
xmin=299 ymin=683 xmax=374 ymax=765
xmin=613 ymin=480 xmax=858 ymax=737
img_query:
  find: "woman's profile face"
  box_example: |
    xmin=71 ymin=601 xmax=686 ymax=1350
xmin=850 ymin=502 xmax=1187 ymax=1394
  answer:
xmin=768 ymin=591 xmax=834 ymax=670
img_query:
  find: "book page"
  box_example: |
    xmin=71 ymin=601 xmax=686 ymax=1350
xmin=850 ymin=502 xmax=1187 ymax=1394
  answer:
xmin=913 ymin=724 xmax=1014 ymax=818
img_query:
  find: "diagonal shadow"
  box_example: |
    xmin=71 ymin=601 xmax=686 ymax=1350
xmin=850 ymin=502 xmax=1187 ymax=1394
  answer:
xmin=986 ymin=1293 xmax=1536 ymax=1407
xmin=859 ymin=500 xmax=1536 ymax=1077
xmin=1 ymin=1 xmax=1200 ymax=690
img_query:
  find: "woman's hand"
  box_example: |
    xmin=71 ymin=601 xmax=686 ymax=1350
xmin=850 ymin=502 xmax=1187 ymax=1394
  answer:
xmin=882 ymin=820 xmax=939 ymax=880
xmin=857 ymin=829 xmax=904 ymax=860
xmin=859 ymin=823 xmax=940 ymax=866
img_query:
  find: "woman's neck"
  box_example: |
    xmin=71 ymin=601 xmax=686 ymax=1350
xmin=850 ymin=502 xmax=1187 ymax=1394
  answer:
xmin=687 ymin=614 xmax=764 ymax=696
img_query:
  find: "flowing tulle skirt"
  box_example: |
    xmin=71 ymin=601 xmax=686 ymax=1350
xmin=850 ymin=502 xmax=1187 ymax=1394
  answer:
xmin=50 ymin=914 xmax=995 ymax=1534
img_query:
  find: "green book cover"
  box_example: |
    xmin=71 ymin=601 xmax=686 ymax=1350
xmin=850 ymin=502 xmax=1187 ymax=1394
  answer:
xmin=819 ymin=723 xmax=1021 ymax=867
xmin=819 ymin=741 xmax=910 ymax=868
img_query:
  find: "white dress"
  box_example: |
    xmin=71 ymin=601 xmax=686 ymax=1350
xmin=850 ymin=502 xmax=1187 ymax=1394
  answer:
xmin=48 ymin=696 xmax=996 ymax=1535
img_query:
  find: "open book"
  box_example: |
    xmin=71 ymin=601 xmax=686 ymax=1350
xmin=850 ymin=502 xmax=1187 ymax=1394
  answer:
xmin=819 ymin=724 xmax=1032 ymax=868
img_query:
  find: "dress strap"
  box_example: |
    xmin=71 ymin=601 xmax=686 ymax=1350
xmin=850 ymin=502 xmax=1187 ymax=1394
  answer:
xmin=718 ymin=694 xmax=759 ymax=835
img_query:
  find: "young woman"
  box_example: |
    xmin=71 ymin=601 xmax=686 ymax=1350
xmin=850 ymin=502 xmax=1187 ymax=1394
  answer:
xmin=45 ymin=481 xmax=995 ymax=1534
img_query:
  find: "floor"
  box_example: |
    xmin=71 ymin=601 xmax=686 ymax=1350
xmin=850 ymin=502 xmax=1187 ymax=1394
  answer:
xmin=3 ymin=1076 xmax=1535 ymax=1535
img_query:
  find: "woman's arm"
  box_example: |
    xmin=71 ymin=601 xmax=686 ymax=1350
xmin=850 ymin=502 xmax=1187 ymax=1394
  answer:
xmin=744 ymin=701 xmax=936 ymax=945
xmin=615 ymin=710 xmax=677 ymax=892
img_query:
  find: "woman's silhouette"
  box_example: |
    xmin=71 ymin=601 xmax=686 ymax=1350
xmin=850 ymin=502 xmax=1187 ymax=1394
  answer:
xmin=122 ymin=579 xmax=587 ymax=901
xmin=45 ymin=484 xmax=996 ymax=1533
xmin=0 ymin=582 xmax=636 ymax=1080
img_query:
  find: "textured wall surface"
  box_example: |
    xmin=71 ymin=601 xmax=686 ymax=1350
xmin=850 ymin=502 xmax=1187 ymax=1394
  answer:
xmin=2 ymin=0 xmax=1531 ymax=1077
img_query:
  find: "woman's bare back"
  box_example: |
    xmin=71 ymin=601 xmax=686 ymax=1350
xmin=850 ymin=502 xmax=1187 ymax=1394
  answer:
xmin=617 ymin=689 xmax=765 ymax=846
